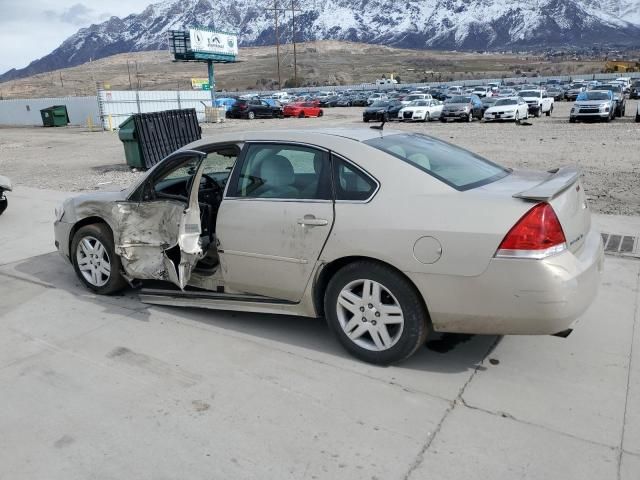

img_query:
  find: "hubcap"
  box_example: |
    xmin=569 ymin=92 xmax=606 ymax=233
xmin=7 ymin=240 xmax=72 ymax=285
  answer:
xmin=76 ymin=236 xmax=111 ymax=287
xmin=336 ymin=279 xmax=404 ymax=351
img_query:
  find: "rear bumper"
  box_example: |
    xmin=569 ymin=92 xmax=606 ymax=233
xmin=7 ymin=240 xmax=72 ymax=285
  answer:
xmin=407 ymin=229 xmax=604 ymax=335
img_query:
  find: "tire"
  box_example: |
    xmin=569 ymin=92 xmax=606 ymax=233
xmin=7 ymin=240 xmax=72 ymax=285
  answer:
xmin=440 ymin=117 xmax=446 ymax=123
xmin=545 ymin=105 xmax=552 ymax=117
xmin=425 ymin=112 xmax=431 ymax=122
xmin=324 ymin=261 xmax=429 ymax=365
xmin=535 ymin=109 xmax=542 ymax=118
xmin=363 ymin=118 xmax=369 ymax=123
xmin=636 ymin=114 xmax=640 ymax=123
xmin=569 ymin=117 xmax=576 ymax=123
xmin=71 ymin=223 xmax=127 ymax=295
xmin=0 ymin=196 xmax=6 ymax=216
xmin=383 ymin=113 xmax=389 ymax=122
xmin=298 ymin=111 xmax=305 ymax=118
xmin=247 ymin=111 xmax=255 ymax=120
xmin=318 ymin=110 xmax=324 ymax=117
xmin=515 ymin=111 xmax=520 ymax=123
xmin=467 ymin=112 xmax=473 ymax=122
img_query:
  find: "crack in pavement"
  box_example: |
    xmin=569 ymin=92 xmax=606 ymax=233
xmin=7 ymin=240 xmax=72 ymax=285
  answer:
xmin=618 ymin=267 xmax=640 ymax=480
xmin=402 ymin=336 xmax=502 ymax=480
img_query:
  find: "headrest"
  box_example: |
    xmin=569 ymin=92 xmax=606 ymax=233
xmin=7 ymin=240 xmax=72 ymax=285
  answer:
xmin=260 ymin=154 xmax=295 ymax=187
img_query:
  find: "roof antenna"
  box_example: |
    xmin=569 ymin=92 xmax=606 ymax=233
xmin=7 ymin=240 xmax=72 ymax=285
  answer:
xmin=370 ymin=118 xmax=386 ymax=131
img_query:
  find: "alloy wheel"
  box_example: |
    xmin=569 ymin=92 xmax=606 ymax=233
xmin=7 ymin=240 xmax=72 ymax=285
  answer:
xmin=336 ymin=279 xmax=404 ymax=351
xmin=76 ymin=236 xmax=111 ymax=287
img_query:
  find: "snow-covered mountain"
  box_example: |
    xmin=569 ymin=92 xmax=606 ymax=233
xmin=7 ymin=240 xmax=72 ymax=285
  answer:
xmin=2 ymin=0 xmax=640 ymax=82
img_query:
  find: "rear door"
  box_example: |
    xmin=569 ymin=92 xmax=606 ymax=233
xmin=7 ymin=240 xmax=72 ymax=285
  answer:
xmin=216 ymin=142 xmax=334 ymax=301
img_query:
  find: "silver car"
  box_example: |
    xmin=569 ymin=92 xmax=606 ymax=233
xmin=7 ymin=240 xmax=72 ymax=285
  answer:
xmin=569 ymin=90 xmax=615 ymax=123
xmin=54 ymin=129 xmax=604 ymax=364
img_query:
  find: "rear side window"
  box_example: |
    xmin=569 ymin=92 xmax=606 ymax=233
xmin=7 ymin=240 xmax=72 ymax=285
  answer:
xmin=332 ymin=156 xmax=377 ymax=201
xmin=364 ymin=133 xmax=509 ymax=191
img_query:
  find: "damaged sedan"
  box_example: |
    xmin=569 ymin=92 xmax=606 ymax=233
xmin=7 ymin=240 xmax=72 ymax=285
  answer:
xmin=54 ymin=129 xmax=604 ymax=364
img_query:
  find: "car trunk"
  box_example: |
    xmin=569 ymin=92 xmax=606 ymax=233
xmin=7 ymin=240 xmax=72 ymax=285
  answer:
xmin=479 ymin=167 xmax=590 ymax=254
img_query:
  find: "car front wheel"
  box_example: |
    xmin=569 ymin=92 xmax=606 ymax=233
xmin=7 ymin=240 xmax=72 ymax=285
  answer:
xmin=324 ymin=261 xmax=429 ymax=365
xmin=71 ymin=223 xmax=127 ymax=295
xmin=247 ymin=111 xmax=255 ymax=120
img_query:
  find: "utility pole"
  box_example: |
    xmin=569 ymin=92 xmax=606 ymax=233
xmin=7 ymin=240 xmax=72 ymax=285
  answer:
xmin=266 ymin=1 xmax=283 ymax=87
xmin=126 ymin=60 xmax=133 ymax=90
xmin=59 ymin=71 xmax=64 ymax=88
xmin=291 ymin=0 xmax=301 ymax=87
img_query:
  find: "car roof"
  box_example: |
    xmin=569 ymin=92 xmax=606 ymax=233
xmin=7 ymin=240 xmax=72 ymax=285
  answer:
xmin=187 ymin=128 xmax=406 ymax=150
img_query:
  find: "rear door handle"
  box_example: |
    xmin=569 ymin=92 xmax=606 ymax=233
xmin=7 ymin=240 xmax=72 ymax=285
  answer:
xmin=297 ymin=215 xmax=328 ymax=227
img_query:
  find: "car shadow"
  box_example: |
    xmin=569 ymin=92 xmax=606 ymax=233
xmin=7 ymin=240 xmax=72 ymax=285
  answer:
xmin=10 ymin=252 xmax=500 ymax=374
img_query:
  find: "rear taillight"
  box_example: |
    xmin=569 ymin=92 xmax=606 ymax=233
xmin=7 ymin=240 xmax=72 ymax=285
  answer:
xmin=239 ymin=104 xmax=247 ymax=110
xmin=495 ymin=203 xmax=566 ymax=259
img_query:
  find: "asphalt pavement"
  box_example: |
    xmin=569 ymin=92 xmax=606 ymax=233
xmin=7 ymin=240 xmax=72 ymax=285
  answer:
xmin=0 ymin=186 xmax=638 ymax=479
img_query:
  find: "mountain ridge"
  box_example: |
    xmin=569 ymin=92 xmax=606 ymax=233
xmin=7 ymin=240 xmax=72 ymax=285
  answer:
xmin=2 ymin=0 xmax=639 ymax=83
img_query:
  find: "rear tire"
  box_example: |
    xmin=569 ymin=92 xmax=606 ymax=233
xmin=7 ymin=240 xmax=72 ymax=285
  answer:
xmin=71 ymin=224 xmax=127 ymax=295
xmin=298 ymin=111 xmax=305 ymax=118
xmin=467 ymin=112 xmax=473 ymax=122
xmin=324 ymin=261 xmax=429 ymax=365
xmin=247 ymin=111 xmax=255 ymax=120
xmin=318 ymin=110 xmax=324 ymax=117
xmin=0 ymin=196 xmax=6 ymax=216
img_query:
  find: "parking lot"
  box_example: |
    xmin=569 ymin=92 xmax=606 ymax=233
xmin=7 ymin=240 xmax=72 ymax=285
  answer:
xmin=1 ymin=99 xmax=640 ymax=479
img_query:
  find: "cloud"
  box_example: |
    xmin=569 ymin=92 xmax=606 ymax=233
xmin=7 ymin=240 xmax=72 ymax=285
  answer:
xmin=44 ymin=3 xmax=111 ymax=26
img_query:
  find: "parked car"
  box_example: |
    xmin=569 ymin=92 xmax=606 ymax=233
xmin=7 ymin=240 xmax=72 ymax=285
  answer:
xmin=400 ymin=93 xmax=432 ymax=106
xmin=53 ymin=128 xmax=604 ymax=365
xmin=519 ymin=90 xmax=554 ymax=117
xmin=483 ymin=97 xmax=529 ymax=122
xmin=283 ymin=102 xmax=324 ymax=118
xmin=362 ymin=100 xmax=403 ymax=122
xmin=398 ymin=99 xmax=443 ymax=122
xmin=545 ymin=87 xmax=565 ymax=101
xmin=564 ymin=83 xmax=587 ymax=101
xmin=480 ymin=96 xmax=499 ymax=115
xmin=472 ymin=86 xmax=492 ymax=98
xmin=428 ymin=89 xmax=447 ymax=101
xmin=366 ymin=93 xmax=388 ymax=105
xmin=336 ymin=96 xmax=355 ymax=107
xmin=636 ymin=102 xmax=640 ymax=122
xmin=440 ymin=95 xmax=483 ymax=122
xmin=630 ymin=80 xmax=640 ymax=99
xmin=319 ymin=96 xmax=341 ymax=108
xmin=0 ymin=175 xmax=11 ymax=216
xmin=598 ymin=84 xmax=626 ymax=117
xmin=615 ymin=77 xmax=632 ymax=94
xmin=569 ymin=90 xmax=615 ymax=123
xmin=228 ymin=99 xmax=283 ymax=119
xmin=351 ymin=95 xmax=369 ymax=107
xmin=446 ymin=85 xmax=464 ymax=97
xmin=271 ymin=91 xmax=291 ymax=104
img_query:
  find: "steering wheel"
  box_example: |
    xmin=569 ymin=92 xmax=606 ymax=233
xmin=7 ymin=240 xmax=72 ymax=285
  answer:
xmin=201 ymin=173 xmax=224 ymax=197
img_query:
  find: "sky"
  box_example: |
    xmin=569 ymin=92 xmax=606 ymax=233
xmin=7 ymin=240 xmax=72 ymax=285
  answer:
xmin=0 ymin=0 xmax=152 ymax=73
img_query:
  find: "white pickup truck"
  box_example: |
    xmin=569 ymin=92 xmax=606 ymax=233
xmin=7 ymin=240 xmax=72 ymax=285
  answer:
xmin=519 ymin=89 xmax=554 ymax=117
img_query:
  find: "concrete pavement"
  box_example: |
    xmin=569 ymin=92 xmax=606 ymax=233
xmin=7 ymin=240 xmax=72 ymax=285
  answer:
xmin=0 ymin=187 xmax=638 ymax=479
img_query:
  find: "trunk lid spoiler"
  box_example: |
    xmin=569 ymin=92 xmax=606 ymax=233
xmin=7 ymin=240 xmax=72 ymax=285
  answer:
xmin=0 ymin=175 xmax=12 ymax=192
xmin=512 ymin=167 xmax=580 ymax=202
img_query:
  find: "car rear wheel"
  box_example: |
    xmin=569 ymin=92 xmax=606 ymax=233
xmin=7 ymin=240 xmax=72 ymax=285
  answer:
xmin=298 ymin=111 xmax=305 ymax=118
xmin=324 ymin=261 xmax=429 ymax=365
xmin=0 ymin=196 xmax=6 ymax=216
xmin=546 ymin=105 xmax=552 ymax=117
xmin=467 ymin=112 xmax=473 ymax=122
xmin=318 ymin=110 xmax=324 ymax=117
xmin=247 ymin=111 xmax=255 ymax=120
xmin=425 ymin=112 xmax=431 ymax=122
xmin=71 ymin=224 xmax=127 ymax=295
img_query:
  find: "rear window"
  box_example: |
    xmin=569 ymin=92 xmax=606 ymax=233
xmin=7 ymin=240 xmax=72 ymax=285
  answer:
xmin=364 ymin=133 xmax=509 ymax=191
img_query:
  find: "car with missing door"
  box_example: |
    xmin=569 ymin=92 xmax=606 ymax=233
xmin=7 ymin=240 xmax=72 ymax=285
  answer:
xmin=54 ymin=128 xmax=604 ymax=365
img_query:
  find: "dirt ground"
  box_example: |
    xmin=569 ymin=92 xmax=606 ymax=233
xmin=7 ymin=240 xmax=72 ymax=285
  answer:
xmin=0 ymin=100 xmax=638 ymax=215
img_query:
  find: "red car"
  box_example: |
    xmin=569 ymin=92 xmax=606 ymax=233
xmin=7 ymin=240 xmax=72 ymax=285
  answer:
xmin=283 ymin=102 xmax=324 ymax=118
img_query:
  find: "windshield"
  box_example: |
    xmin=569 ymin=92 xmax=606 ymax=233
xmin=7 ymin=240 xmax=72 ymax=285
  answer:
xmin=519 ymin=91 xmax=540 ymax=97
xmin=600 ymin=85 xmax=621 ymax=92
xmin=569 ymin=83 xmax=586 ymax=89
xmin=577 ymin=92 xmax=610 ymax=101
xmin=370 ymin=101 xmax=389 ymax=107
xmin=446 ymin=96 xmax=470 ymax=104
xmin=495 ymin=99 xmax=518 ymax=106
xmin=406 ymin=95 xmax=423 ymax=101
xmin=411 ymin=100 xmax=429 ymax=106
xmin=364 ymin=133 xmax=509 ymax=191
xmin=482 ymin=97 xmax=497 ymax=104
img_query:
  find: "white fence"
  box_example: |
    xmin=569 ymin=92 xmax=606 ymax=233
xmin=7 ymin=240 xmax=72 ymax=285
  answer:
xmin=98 ymin=90 xmax=216 ymax=129
xmin=0 ymin=96 xmax=99 ymax=127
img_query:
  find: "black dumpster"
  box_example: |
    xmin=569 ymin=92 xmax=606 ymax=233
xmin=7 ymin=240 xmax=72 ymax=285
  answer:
xmin=40 ymin=105 xmax=69 ymax=127
xmin=119 ymin=109 xmax=202 ymax=170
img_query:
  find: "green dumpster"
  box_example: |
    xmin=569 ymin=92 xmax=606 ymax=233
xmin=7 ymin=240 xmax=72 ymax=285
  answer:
xmin=118 ymin=116 xmax=145 ymax=169
xmin=40 ymin=105 xmax=69 ymax=127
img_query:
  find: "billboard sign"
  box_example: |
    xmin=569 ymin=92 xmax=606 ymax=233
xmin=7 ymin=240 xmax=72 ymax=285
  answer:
xmin=189 ymin=28 xmax=238 ymax=58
